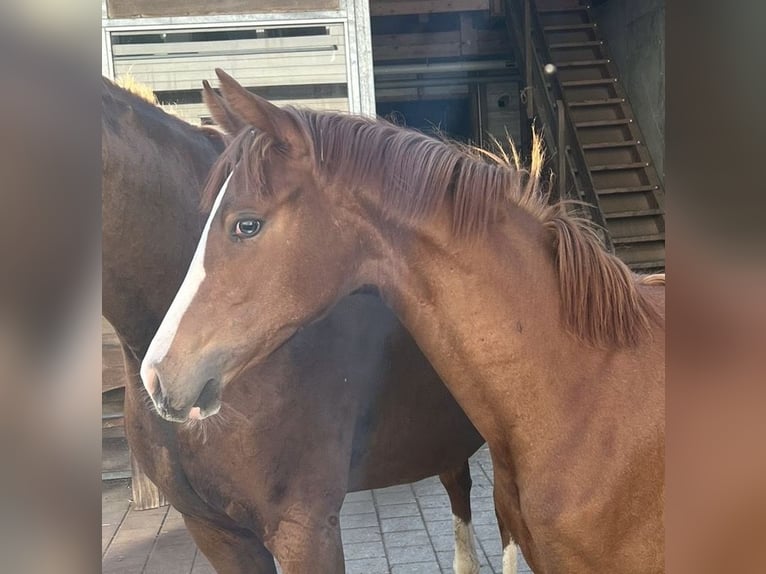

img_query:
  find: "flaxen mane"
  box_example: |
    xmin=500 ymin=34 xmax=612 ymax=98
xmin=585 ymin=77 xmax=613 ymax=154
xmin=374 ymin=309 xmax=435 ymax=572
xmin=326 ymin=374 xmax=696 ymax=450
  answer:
xmin=202 ymin=109 xmax=662 ymax=348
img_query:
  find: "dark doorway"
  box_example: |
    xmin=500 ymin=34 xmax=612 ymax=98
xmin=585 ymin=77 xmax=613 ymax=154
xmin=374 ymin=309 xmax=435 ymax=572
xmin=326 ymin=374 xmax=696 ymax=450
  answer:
xmin=377 ymin=98 xmax=473 ymax=141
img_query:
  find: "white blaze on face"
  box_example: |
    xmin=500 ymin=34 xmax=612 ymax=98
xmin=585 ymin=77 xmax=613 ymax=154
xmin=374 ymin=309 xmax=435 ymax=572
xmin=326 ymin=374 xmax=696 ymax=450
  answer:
xmin=502 ymin=543 xmax=518 ymax=574
xmin=140 ymin=172 xmax=234 ymax=392
xmin=453 ymin=515 xmax=480 ymax=574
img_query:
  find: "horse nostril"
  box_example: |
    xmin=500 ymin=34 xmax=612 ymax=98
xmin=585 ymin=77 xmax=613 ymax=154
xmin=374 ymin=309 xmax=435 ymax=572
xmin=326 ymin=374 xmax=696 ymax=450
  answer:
xmin=140 ymin=363 xmax=161 ymax=398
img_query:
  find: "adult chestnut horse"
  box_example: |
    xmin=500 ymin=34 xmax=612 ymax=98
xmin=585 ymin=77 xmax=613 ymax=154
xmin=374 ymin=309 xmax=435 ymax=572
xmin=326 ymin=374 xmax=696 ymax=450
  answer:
xmin=143 ymin=69 xmax=665 ymax=574
xmin=102 ymin=77 xmax=491 ymax=574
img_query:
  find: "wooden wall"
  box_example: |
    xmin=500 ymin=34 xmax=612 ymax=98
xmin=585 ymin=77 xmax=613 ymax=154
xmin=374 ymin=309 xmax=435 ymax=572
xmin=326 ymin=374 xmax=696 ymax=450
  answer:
xmin=106 ymin=0 xmax=339 ymax=19
xmin=111 ymin=24 xmax=349 ymax=124
xmin=484 ymin=81 xmax=521 ymax=143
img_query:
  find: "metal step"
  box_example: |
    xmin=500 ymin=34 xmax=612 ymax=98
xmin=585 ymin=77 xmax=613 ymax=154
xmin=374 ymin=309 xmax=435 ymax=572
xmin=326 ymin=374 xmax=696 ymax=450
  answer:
xmin=549 ymin=40 xmax=603 ymax=49
xmin=628 ymin=260 xmax=666 ymax=271
xmin=589 ymin=162 xmax=649 ymax=172
xmin=556 ymin=59 xmax=610 ymax=68
xmin=596 ymin=185 xmax=659 ymax=195
xmin=569 ymin=98 xmax=625 ymax=108
xmin=582 ymin=139 xmax=639 ymax=149
xmin=604 ymin=208 xmax=664 ymax=219
xmin=544 ymin=23 xmax=597 ymax=32
xmin=102 ymin=470 xmax=132 ymax=481
xmin=537 ymin=6 xmax=589 ymax=13
xmin=612 ymin=233 xmax=665 ymax=245
xmin=102 ymin=401 xmax=124 ymax=421
xmin=575 ymin=118 xmax=632 ymax=128
xmin=562 ymin=78 xmax=617 ymax=88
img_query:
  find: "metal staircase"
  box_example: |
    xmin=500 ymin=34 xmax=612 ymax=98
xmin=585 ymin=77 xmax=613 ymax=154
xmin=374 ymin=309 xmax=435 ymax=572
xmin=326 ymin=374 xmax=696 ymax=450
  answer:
xmin=505 ymin=0 xmax=665 ymax=271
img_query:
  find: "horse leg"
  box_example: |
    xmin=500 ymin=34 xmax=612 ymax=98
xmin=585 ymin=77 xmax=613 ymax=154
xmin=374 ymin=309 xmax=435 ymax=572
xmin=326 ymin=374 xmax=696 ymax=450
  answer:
xmin=495 ymin=509 xmax=518 ymax=574
xmin=491 ymin=468 xmax=519 ymax=574
xmin=183 ymin=514 xmax=277 ymax=574
xmin=264 ymin=505 xmax=345 ymax=574
xmin=440 ymin=461 xmax=480 ymax=574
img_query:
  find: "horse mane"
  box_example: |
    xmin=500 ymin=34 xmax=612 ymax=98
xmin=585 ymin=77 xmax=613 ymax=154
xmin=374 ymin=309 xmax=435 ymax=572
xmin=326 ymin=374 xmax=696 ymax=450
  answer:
xmin=202 ymin=109 xmax=662 ymax=348
xmin=102 ymin=76 xmax=227 ymax=153
xmin=114 ymin=75 xmax=159 ymax=105
xmin=639 ymin=273 xmax=666 ymax=286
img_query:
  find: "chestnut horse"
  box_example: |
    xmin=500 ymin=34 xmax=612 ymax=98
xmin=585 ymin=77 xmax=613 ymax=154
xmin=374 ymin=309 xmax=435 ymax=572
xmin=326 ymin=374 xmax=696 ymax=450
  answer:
xmin=142 ymin=69 xmax=665 ymax=574
xmin=102 ymin=77 xmax=493 ymax=574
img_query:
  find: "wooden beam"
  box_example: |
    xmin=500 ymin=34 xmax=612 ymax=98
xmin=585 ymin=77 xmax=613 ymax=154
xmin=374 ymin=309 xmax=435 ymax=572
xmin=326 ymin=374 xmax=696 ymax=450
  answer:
xmin=459 ymin=13 xmax=478 ymax=53
xmin=106 ymin=0 xmax=338 ymax=18
xmin=370 ymin=0 xmax=490 ymax=17
xmin=373 ymin=29 xmax=510 ymax=61
xmin=130 ymin=452 xmax=169 ymax=511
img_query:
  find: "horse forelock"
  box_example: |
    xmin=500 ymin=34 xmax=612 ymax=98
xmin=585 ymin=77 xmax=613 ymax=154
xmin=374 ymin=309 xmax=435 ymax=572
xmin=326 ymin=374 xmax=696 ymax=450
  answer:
xmin=208 ymin=107 xmax=662 ymax=348
xmin=200 ymin=127 xmax=279 ymax=213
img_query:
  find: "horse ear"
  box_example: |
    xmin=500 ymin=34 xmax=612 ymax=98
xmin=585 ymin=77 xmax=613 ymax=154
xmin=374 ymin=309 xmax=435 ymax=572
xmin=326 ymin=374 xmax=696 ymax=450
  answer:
xmin=214 ymin=68 xmax=308 ymax=157
xmin=202 ymin=80 xmax=246 ymax=135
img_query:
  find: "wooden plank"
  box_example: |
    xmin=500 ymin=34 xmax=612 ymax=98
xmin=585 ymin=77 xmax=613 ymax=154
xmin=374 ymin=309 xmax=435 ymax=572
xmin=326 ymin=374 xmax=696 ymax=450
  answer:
xmin=460 ymin=13 xmax=478 ymax=52
xmin=376 ymin=85 xmax=471 ymax=102
xmin=116 ymin=61 xmax=347 ymax=84
xmin=114 ymin=46 xmax=347 ymax=69
xmin=373 ymin=30 xmax=509 ymax=60
xmin=116 ymin=62 xmax=347 ymax=91
xmin=102 ymin=505 xmax=169 ymax=574
xmin=489 ymin=0 xmax=505 ymax=17
xmin=373 ymin=41 xmax=461 ymax=60
xmin=102 ymin=480 xmax=131 ymax=556
xmin=370 ymin=0 xmax=489 ymax=16
xmin=107 ymin=0 xmax=339 ymax=19
xmin=144 ymin=508 xmax=198 ymax=574
xmin=131 ymin=453 xmax=169 ymax=511
xmin=171 ymin=98 xmax=349 ymax=125
xmin=373 ymin=31 xmax=458 ymax=48
xmin=191 ymin=550 xmax=216 ymax=574
xmin=112 ymin=29 xmax=345 ymax=58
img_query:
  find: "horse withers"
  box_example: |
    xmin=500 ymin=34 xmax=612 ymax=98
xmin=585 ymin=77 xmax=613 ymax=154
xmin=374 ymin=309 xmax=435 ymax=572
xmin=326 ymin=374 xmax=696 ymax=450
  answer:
xmin=142 ymin=69 xmax=665 ymax=573
xmin=103 ymin=77 xmax=492 ymax=574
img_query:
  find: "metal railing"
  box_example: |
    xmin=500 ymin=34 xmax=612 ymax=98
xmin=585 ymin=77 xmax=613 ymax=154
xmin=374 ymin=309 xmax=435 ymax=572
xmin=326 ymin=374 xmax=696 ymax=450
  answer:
xmin=504 ymin=0 xmax=613 ymax=251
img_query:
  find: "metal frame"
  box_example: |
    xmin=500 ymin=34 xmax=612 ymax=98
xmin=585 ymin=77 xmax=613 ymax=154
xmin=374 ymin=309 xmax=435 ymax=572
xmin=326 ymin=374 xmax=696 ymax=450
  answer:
xmin=100 ymin=0 xmax=377 ymax=115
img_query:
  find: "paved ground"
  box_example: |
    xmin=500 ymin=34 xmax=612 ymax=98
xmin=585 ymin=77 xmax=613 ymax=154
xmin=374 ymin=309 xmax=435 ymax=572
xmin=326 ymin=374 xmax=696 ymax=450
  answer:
xmin=102 ymin=445 xmax=532 ymax=573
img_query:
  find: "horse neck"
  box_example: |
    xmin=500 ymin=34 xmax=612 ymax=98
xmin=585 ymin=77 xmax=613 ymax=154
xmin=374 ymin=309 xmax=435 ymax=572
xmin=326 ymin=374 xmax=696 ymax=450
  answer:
xmin=363 ymin=200 xmax=593 ymax=444
xmin=102 ymin=114 xmax=218 ymax=357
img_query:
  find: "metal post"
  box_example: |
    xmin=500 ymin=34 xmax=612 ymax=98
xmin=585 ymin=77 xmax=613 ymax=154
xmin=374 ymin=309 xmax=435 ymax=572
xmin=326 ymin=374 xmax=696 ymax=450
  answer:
xmin=557 ymin=99 xmax=566 ymax=200
xmin=524 ymin=0 xmax=533 ymax=118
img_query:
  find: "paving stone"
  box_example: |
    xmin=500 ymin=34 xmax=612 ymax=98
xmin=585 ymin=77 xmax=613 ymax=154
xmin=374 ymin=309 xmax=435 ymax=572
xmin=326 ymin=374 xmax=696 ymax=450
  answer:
xmin=377 ymin=502 xmax=421 ymax=519
xmin=386 ymin=543 xmax=437 ymax=566
xmin=344 ymin=490 xmax=373 ymax=503
xmin=374 ymin=488 xmax=416 ymax=506
xmin=471 ymin=509 xmax=500 ymax=526
xmin=416 ymin=494 xmax=451 ymax=509
xmin=380 ymin=515 xmax=425 ymax=533
xmin=383 ymin=529 xmax=431 ymax=548
xmin=390 ymin=562 xmax=441 ymax=574
xmin=342 ymin=526 xmax=383 ymax=544
xmin=419 ymin=504 xmax=454 ymax=522
xmin=412 ymin=479 xmax=446 ymax=496
xmin=345 ymin=557 xmax=390 ymax=574
xmin=344 ymin=540 xmax=386 ymax=560
xmin=424 ymin=519 xmax=453 ymax=537
xmin=341 ymin=512 xmax=379 ymax=529
xmin=428 ymin=534 xmax=456 ymax=553
xmin=341 ymin=500 xmax=376 ymax=516
xmin=474 ymin=524 xmax=503 ymax=555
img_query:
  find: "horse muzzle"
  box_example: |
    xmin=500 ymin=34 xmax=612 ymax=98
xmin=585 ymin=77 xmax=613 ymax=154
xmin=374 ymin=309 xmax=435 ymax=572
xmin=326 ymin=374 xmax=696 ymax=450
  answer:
xmin=141 ymin=364 xmax=222 ymax=422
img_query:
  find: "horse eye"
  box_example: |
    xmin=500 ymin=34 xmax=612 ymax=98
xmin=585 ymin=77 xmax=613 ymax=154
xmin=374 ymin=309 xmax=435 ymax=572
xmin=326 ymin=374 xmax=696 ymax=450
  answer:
xmin=234 ymin=218 xmax=262 ymax=238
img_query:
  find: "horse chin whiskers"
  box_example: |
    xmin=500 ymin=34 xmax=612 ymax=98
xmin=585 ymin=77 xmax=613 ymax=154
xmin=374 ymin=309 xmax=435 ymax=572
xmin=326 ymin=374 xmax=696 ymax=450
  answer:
xmin=181 ymin=401 xmax=246 ymax=444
